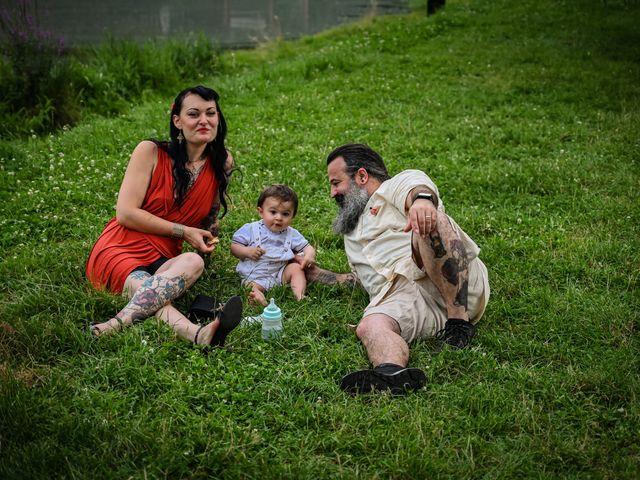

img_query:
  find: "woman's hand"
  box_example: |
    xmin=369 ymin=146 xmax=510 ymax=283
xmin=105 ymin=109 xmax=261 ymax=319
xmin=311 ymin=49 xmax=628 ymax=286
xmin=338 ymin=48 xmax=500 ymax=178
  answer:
xmin=183 ymin=226 xmax=219 ymax=254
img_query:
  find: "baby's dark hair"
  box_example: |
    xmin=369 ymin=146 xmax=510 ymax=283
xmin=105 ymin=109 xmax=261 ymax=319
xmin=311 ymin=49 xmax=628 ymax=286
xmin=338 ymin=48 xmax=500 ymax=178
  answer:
xmin=257 ymin=184 xmax=299 ymax=216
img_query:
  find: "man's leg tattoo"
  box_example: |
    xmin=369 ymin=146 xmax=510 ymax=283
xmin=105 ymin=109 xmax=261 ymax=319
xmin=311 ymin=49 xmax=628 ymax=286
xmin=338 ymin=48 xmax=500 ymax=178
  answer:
xmin=120 ymin=274 xmax=187 ymax=323
xmin=442 ymin=258 xmax=460 ymax=285
xmin=429 ymin=232 xmax=447 ymax=258
xmin=455 ymin=280 xmax=469 ymax=310
xmin=312 ymin=270 xmax=338 ymax=284
xmin=440 ymin=239 xmax=469 ymax=310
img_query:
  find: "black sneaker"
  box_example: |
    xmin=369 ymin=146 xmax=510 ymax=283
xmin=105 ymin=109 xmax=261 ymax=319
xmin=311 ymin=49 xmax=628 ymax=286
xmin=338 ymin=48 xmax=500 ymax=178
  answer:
xmin=435 ymin=319 xmax=476 ymax=349
xmin=340 ymin=365 xmax=426 ymax=395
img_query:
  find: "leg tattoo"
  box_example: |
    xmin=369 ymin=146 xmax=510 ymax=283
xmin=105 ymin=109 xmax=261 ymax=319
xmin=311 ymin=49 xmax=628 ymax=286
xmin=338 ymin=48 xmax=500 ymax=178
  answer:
xmin=430 ymin=232 xmax=447 ymax=258
xmin=439 ymin=239 xmax=470 ymax=309
xmin=308 ymin=268 xmax=338 ymax=284
xmin=455 ymin=280 xmax=469 ymax=309
xmin=442 ymin=258 xmax=460 ymax=286
xmin=129 ymin=270 xmax=151 ymax=281
xmin=123 ymin=270 xmax=151 ymax=299
xmin=120 ymin=274 xmax=187 ymax=323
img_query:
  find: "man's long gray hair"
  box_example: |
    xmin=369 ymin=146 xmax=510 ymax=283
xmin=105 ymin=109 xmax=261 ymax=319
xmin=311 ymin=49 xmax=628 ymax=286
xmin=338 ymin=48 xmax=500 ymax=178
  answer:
xmin=326 ymin=143 xmax=391 ymax=183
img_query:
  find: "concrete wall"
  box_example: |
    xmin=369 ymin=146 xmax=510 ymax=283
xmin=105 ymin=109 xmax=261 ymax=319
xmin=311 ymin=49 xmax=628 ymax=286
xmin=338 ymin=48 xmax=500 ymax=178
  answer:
xmin=11 ymin=0 xmax=408 ymax=48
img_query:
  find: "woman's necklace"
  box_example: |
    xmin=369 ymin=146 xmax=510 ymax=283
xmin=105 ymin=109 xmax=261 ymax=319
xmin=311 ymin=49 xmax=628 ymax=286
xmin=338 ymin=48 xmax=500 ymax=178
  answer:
xmin=186 ymin=154 xmax=206 ymax=190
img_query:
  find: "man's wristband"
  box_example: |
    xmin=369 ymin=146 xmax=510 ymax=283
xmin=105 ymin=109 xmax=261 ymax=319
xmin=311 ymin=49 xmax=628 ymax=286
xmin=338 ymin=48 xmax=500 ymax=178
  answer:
xmin=171 ymin=223 xmax=185 ymax=239
xmin=412 ymin=192 xmax=435 ymax=205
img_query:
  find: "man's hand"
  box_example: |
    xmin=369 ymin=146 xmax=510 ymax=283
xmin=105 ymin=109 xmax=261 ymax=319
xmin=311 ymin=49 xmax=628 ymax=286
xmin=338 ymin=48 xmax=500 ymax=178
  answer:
xmin=404 ymin=199 xmax=438 ymax=238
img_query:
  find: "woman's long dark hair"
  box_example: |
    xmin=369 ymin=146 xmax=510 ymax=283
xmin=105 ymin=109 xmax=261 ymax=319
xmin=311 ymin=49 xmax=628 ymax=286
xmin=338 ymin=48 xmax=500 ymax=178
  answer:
xmin=154 ymin=85 xmax=230 ymax=226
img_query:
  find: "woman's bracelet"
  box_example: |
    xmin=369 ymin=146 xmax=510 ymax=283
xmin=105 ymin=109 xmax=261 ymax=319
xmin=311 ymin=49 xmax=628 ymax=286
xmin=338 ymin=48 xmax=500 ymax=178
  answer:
xmin=171 ymin=223 xmax=185 ymax=239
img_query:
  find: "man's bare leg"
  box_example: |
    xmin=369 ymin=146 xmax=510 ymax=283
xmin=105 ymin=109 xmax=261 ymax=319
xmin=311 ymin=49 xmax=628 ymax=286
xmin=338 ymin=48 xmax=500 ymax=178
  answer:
xmin=412 ymin=214 xmax=475 ymax=347
xmin=356 ymin=313 xmax=408 ymax=367
xmin=413 ymin=215 xmax=470 ymax=320
xmin=339 ymin=313 xmax=426 ymax=395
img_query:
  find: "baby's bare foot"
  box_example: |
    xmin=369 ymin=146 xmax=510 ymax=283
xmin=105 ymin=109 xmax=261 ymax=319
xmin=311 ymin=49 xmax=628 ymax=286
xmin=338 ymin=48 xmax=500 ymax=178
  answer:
xmin=249 ymin=289 xmax=268 ymax=307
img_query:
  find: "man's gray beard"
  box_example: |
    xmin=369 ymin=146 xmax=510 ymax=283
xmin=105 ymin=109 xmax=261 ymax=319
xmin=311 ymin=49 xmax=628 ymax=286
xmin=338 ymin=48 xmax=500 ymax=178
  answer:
xmin=332 ymin=181 xmax=370 ymax=235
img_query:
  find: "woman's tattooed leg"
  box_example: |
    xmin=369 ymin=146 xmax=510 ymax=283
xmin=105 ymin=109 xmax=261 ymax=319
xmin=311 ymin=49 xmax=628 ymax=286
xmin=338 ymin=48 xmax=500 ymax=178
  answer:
xmin=122 ymin=270 xmax=151 ymax=299
xmin=91 ymin=274 xmax=188 ymax=336
xmin=117 ymin=274 xmax=187 ymax=324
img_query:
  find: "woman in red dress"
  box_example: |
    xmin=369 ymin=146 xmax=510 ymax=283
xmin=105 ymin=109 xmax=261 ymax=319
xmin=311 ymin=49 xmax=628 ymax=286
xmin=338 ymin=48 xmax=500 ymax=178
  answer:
xmin=86 ymin=86 xmax=242 ymax=347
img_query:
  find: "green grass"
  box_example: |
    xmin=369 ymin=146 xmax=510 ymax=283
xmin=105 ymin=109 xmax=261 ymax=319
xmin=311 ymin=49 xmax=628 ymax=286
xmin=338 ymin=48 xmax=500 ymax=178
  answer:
xmin=1 ymin=0 xmax=639 ymax=478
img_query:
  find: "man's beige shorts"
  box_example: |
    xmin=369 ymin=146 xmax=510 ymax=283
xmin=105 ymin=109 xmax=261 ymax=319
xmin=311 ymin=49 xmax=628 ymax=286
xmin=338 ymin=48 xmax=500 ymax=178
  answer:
xmin=363 ymin=258 xmax=490 ymax=344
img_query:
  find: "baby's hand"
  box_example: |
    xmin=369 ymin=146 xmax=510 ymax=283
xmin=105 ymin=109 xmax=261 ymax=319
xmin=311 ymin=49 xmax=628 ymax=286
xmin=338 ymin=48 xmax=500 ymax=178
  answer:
xmin=246 ymin=246 xmax=265 ymax=261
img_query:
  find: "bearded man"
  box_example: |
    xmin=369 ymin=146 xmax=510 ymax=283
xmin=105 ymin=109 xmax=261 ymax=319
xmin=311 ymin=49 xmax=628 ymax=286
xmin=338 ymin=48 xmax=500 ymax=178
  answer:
xmin=327 ymin=143 xmax=490 ymax=395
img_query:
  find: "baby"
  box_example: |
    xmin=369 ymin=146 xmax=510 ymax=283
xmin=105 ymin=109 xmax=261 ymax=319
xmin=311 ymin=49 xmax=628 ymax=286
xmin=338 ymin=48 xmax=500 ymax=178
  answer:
xmin=231 ymin=184 xmax=316 ymax=306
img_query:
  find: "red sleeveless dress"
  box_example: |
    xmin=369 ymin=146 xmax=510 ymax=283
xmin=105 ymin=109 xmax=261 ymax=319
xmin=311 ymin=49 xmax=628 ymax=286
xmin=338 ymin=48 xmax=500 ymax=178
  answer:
xmin=86 ymin=148 xmax=217 ymax=294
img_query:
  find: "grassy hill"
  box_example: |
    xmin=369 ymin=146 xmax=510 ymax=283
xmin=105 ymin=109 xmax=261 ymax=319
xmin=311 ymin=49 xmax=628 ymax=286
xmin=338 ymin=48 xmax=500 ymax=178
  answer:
xmin=1 ymin=0 xmax=639 ymax=478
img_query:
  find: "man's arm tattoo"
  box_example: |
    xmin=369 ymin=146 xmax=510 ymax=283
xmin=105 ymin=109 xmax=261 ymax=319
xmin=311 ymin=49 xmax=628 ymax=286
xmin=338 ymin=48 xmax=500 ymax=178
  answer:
xmin=310 ymin=269 xmax=338 ymax=284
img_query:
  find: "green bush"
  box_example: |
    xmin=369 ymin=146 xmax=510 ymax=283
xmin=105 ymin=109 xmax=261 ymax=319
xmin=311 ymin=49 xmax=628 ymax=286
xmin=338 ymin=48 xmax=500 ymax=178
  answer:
xmin=0 ymin=0 xmax=223 ymax=137
xmin=0 ymin=0 xmax=78 ymax=135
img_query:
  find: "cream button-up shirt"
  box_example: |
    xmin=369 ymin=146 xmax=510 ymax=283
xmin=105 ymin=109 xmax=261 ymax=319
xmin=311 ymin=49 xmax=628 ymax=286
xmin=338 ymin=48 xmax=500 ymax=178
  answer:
xmin=344 ymin=169 xmax=481 ymax=306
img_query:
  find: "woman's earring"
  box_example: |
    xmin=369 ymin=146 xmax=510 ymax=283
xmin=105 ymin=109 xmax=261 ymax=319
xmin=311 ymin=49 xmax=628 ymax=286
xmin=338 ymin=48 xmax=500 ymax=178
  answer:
xmin=177 ymin=130 xmax=184 ymax=144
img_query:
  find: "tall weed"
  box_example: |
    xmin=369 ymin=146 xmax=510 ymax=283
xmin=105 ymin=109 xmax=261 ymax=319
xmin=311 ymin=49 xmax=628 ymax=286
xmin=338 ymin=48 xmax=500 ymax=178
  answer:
xmin=75 ymin=33 xmax=223 ymax=117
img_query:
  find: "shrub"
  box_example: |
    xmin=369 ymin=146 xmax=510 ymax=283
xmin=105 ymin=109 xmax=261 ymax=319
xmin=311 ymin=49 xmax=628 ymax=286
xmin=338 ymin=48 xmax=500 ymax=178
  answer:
xmin=0 ymin=1 xmax=223 ymax=137
xmin=0 ymin=0 xmax=78 ymax=136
